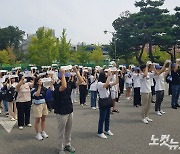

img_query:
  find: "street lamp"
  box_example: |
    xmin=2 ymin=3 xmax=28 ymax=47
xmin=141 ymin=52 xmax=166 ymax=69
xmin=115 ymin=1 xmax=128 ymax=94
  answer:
xmin=104 ymin=30 xmax=117 ymax=62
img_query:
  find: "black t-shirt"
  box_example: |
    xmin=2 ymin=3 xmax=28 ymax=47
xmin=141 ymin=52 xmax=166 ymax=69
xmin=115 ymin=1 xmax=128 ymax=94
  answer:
xmin=171 ymin=70 xmax=180 ymax=85
xmin=53 ymin=81 xmax=73 ymax=115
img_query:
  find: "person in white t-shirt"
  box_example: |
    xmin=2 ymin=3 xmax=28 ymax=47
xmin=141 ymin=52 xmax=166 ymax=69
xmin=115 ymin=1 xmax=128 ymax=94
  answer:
xmin=132 ymin=67 xmax=141 ymax=107
xmin=97 ymin=70 xmax=118 ymax=139
xmin=89 ymin=69 xmax=98 ymax=110
xmin=7 ymin=76 xmax=18 ymax=121
xmin=110 ymin=72 xmax=119 ymax=113
xmin=0 ymin=72 xmax=5 ymax=114
xmin=154 ymin=61 xmax=171 ymax=116
xmin=125 ymin=67 xmax=133 ymax=100
xmin=140 ymin=63 xmax=154 ymax=124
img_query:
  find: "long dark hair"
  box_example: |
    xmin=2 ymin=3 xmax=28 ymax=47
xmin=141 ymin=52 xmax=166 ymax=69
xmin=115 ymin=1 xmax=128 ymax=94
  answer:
xmin=33 ymin=77 xmax=42 ymax=89
xmin=98 ymin=71 xmax=106 ymax=83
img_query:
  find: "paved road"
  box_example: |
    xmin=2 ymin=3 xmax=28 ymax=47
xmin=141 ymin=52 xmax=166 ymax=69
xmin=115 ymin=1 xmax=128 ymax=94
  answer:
xmin=0 ymin=94 xmax=180 ymax=154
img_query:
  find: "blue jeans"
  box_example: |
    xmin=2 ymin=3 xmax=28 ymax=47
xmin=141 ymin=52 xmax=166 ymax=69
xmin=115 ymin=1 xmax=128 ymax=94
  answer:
xmin=171 ymin=85 xmax=180 ymax=107
xmin=90 ymin=91 xmax=97 ymax=107
xmin=98 ymin=107 xmax=110 ymax=134
xmin=3 ymin=100 xmax=8 ymax=112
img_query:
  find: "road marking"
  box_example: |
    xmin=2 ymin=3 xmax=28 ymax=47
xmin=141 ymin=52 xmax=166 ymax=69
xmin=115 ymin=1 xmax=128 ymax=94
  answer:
xmin=0 ymin=117 xmax=17 ymax=133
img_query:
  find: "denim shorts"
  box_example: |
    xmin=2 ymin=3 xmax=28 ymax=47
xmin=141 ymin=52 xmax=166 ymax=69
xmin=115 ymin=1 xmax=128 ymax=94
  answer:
xmin=126 ymin=83 xmax=132 ymax=88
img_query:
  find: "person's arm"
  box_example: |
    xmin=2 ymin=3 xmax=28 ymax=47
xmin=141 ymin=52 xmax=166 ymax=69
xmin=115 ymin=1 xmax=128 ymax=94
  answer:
xmin=103 ymin=70 xmax=111 ymax=88
xmin=8 ymin=78 xmax=12 ymax=89
xmin=154 ymin=61 xmax=168 ymax=76
xmin=16 ymin=76 xmax=25 ymax=91
xmin=34 ymin=82 xmax=42 ymax=97
xmin=50 ymin=79 xmax=54 ymax=91
xmin=174 ymin=60 xmax=180 ymax=72
xmin=73 ymin=66 xmax=84 ymax=86
xmin=59 ymin=68 xmax=67 ymax=92
xmin=143 ymin=64 xmax=149 ymax=78
xmin=165 ymin=62 xmax=172 ymax=77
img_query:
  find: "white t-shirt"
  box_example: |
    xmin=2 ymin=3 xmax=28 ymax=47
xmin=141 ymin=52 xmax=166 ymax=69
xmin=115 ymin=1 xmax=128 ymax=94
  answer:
xmin=140 ymin=72 xmax=154 ymax=93
xmin=0 ymin=77 xmax=5 ymax=91
xmin=89 ymin=75 xmax=97 ymax=91
xmin=110 ymin=74 xmax=118 ymax=92
xmin=154 ymin=72 xmax=165 ymax=91
xmin=125 ymin=72 xmax=133 ymax=84
xmin=7 ymin=82 xmax=18 ymax=89
xmin=149 ymin=72 xmax=155 ymax=86
xmin=97 ymin=82 xmax=112 ymax=99
xmin=133 ymin=73 xmax=141 ymax=88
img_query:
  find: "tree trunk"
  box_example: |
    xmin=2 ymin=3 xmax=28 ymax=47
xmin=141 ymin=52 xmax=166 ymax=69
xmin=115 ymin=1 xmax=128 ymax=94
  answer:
xmin=135 ymin=44 xmax=145 ymax=65
xmin=173 ymin=45 xmax=176 ymax=62
xmin=148 ymin=42 xmax=154 ymax=62
xmin=166 ymin=51 xmax=174 ymax=63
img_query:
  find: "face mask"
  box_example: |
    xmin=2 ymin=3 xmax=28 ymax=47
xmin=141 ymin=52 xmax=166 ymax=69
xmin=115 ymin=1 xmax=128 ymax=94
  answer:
xmin=24 ymin=79 xmax=27 ymax=83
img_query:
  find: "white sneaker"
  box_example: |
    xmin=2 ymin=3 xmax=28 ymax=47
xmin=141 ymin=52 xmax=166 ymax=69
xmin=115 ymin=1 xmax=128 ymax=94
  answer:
xmin=160 ymin=110 xmax=165 ymax=114
xmin=91 ymin=107 xmax=96 ymax=110
xmin=97 ymin=133 xmax=107 ymax=139
xmin=142 ymin=118 xmax=149 ymax=124
xmin=84 ymin=103 xmax=88 ymax=106
xmin=19 ymin=126 xmax=23 ymax=130
xmin=104 ymin=130 xmax=114 ymax=136
xmin=81 ymin=104 xmax=84 ymax=107
xmin=35 ymin=133 xmax=43 ymax=141
xmin=127 ymin=97 xmax=130 ymax=100
xmin=156 ymin=111 xmax=162 ymax=116
xmin=96 ymin=106 xmax=99 ymax=109
xmin=59 ymin=150 xmax=65 ymax=154
xmin=41 ymin=131 xmax=48 ymax=138
xmin=10 ymin=118 xmax=16 ymax=121
xmin=146 ymin=117 xmax=153 ymax=122
xmin=27 ymin=124 xmax=32 ymax=127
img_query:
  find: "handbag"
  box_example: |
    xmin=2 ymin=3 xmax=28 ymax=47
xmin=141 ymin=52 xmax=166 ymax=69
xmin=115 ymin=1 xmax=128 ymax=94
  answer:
xmin=98 ymin=87 xmax=113 ymax=109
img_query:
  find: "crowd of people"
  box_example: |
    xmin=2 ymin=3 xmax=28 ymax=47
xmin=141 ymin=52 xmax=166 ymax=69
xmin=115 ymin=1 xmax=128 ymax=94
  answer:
xmin=0 ymin=59 xmax=180 ymax=154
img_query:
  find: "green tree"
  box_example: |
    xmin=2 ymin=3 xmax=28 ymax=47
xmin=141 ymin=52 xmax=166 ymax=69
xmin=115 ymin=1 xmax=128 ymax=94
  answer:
xmin=0 ymin=50 xmax=9 ymax=64
xmin=0 ymin=48 xmax=16 ymax=64
xmin=58 ymin=29 xmax=71 ymax=64
xmin=134 ymin=0 xmax=169 ymax=62
xmin=77 ymin=51 xmax=90 ymax=64
xmin=28 ymin=27 xmax=58 ymax=65
xmin=0 ymin=26 xmax=25 ymax=50
xmin=90 ymin=46 xmax=104 ymax=65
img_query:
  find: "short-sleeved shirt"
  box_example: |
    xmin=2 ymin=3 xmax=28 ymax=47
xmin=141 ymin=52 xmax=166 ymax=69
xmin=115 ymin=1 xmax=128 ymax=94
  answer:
xmin=171 ymin=70 xmax=180 ymax=85
xmin=154 ymin=72 xmax=165 ymax=91
xmin=31 ymin=86 xmax=47 ymax=104
xmin=89 ymin=75 xmax=97 ymax=91
xmin=140 ymin=72 xmax=154 ymax=93
xmin=133 ymin=73 xmax=141 ymax=88
xmin=97 ymin=82 xmax=113 ymax=99
xmin=16 ymin=83 xmax=31 ymax=102
xmin=125 ymin=72 xmax=133 ymax=84
xmin=53 ymin=81 xmax=73 ymax=115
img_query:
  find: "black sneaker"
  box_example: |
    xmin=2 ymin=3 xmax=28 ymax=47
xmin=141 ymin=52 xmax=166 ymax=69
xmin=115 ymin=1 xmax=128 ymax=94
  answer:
xmin=64 ymin=145 xmax=76 ymax=153
xmin=112 ymin=109 xmax=119 ymax=113
xmin=172 ymin=106 xmax=177 ymax=109
xmin=176 ymin=104 xmax=180 ymax=107
xmin=5 ymin=112 xmax=9 ymax=117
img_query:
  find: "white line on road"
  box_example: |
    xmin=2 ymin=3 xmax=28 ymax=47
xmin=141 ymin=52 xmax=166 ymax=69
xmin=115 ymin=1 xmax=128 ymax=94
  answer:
xmin=0 ymin=117 xmax=17 ymax=133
